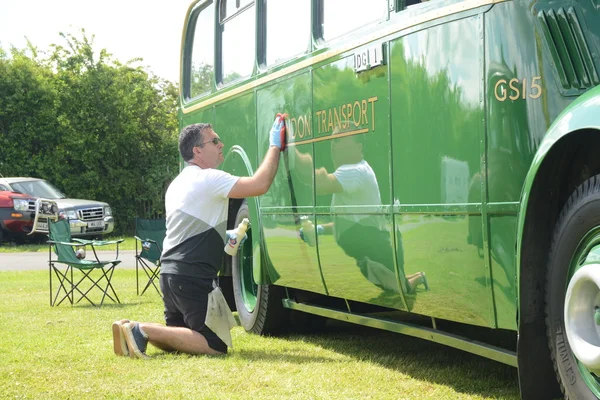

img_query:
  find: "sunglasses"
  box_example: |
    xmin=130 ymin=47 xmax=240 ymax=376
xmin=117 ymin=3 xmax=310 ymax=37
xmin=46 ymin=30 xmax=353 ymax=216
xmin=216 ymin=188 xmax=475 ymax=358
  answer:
xmin=198 ymin=137 xmax=222 ymax=147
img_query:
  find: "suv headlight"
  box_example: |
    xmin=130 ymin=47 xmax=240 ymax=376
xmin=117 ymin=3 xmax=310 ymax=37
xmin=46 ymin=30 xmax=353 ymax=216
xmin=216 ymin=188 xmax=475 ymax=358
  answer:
xmin=13 ymin=199 xmax=29 ymax=211
xmin=65 ymin=209 xmax=78 ymax=220
xmin=104 ymin=206 xmax=112 ymax=217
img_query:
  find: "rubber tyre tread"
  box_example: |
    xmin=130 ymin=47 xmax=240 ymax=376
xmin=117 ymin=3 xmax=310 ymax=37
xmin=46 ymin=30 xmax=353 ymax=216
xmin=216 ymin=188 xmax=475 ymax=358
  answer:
xmin=231 ymin=201 xmax=289 ymax=335
xmin=545 ymin=174 xmax=600 ymax=400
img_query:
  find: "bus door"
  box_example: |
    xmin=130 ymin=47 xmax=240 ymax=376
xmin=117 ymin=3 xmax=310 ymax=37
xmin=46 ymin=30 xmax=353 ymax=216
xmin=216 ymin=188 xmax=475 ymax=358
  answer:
xmin=257 ymin=73 xmax=326 ymax=295
xmin=389 ymin=13 xmax=494 ymax=326
xmin=312 ymin=43 xmax=404 ymax=310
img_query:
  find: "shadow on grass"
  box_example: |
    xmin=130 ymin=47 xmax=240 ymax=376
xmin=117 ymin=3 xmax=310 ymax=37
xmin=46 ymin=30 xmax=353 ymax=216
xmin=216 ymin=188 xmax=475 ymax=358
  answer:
xmin=53 ymin=301 xmax=144 ymax=309
xmin=277 ymin=321 xmax=520 ymax=399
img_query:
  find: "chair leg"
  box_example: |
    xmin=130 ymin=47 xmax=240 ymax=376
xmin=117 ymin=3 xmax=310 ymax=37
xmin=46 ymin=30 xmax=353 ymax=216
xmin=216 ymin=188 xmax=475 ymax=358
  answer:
xmin=136 ymin=257 xmax=139 ymax=296
xmin=50 ymin=264 xmax=76 ymax=307
xmin=139 ymin=260 xmax=161 ymax=296
xmin=96 ymin=265 xmax=120 ymax=306
xmin=140 ymin=266 xmax=161 ymax=296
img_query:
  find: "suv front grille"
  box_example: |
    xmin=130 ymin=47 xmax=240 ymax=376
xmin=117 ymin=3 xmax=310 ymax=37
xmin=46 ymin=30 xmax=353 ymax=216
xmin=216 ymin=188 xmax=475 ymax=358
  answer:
xmin=79 ymin=207 xmax=104 ymax=221
xmin=27 ymin=200 xmax=36 ymax=211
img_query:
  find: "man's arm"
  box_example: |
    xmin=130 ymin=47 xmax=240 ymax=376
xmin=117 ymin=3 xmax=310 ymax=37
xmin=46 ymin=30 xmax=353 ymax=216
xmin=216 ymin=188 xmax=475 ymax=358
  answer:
xmin=315 ymin=167 xmax=343 ymax=195
xmin=228 ymin=146 xmax=281 ymax=198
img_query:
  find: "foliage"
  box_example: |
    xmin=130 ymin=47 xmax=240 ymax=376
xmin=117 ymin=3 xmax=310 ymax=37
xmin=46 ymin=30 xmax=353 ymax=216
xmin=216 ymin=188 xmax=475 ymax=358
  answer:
xmin=0 ymin=31 xmax=179 ymax=234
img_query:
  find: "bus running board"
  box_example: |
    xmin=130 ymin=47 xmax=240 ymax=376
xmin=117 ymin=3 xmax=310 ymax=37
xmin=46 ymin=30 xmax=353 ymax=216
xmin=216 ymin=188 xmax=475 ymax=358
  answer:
xmin=282 ymin=298 xmax=518 ymax=367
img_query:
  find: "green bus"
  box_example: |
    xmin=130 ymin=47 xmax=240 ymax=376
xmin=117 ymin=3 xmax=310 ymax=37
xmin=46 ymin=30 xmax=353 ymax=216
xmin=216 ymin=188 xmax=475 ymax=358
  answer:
xmin=179 ymin=0 xmax=600 ymax=398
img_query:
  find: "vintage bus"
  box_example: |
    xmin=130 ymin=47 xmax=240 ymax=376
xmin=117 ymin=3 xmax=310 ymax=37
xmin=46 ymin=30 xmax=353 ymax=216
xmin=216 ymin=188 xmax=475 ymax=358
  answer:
xmin=178 ymin=0 xmax=600 ymax=398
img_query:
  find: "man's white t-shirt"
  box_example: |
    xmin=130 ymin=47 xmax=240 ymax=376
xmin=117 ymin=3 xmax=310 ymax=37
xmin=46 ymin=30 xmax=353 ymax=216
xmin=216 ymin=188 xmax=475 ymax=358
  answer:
xmin=161 ymin=165 xmax=239 ymax=279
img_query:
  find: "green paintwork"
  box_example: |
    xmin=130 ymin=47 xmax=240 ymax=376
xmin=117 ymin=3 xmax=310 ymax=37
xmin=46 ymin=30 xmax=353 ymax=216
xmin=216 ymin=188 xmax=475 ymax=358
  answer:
xmin=179 ymin=0 xmax=600 ymax=364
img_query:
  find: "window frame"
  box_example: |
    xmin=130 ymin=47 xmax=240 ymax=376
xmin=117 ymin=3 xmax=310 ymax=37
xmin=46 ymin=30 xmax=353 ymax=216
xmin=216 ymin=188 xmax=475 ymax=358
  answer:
xmin=183 ymin=0 xmax=216 ymax=102
xmin=216 ymin=0 xmax=257 ymax=87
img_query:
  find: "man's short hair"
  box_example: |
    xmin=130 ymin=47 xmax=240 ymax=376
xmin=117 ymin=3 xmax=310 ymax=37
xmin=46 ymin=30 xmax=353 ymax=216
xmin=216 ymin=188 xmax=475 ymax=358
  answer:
xmin=179 ymin=123 xmax=212 ymax=162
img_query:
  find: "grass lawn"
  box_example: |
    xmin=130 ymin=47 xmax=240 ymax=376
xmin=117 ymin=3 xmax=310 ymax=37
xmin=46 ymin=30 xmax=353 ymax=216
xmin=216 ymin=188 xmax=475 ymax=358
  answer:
xmin=0 ymin=268 xmax=520 ymax=399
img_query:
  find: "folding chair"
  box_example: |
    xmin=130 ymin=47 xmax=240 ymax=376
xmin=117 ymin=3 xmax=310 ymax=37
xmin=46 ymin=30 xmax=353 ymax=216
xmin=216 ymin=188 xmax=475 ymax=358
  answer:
xmin=134 ymin=218 xmax=166 ymax=296
xmin=48 ymin=218 xmax=123 ymax=307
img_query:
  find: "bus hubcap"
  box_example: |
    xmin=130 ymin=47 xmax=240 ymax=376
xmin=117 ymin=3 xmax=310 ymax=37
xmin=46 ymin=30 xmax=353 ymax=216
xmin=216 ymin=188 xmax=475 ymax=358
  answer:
xmin=565 ymin=264 xmax=600 ymax=373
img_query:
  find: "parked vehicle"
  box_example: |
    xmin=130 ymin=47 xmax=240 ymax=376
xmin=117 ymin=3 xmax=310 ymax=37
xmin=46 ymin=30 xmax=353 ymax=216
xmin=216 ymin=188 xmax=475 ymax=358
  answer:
xmin=0 ymin=190 xmax=37 ymax=243
xmin=180 ymin=0 xmax=600 ymax=398
xmin=0 ymin=178 xmax=114 ymax=237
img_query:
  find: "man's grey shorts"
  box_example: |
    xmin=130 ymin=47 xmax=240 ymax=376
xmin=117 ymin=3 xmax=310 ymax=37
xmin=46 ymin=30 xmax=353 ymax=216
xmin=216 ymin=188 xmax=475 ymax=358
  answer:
xmin=159 ymin=274 xmax=227 ymax=354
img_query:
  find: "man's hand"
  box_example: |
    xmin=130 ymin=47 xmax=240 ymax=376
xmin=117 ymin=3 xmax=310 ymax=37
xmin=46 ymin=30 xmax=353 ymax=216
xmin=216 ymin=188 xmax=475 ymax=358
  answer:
xmin=226 ymin=230 xmax=247 ymax=246
xmin=269 ymin=113 xmax=288 ymax=150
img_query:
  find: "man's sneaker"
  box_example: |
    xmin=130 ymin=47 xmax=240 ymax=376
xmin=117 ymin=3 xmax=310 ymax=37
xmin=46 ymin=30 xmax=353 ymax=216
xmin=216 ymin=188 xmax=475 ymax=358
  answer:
xmin=112 ymin=319 xmax=130 ymax=356
xmin=122 ymin=322 xmax=150 ymax=359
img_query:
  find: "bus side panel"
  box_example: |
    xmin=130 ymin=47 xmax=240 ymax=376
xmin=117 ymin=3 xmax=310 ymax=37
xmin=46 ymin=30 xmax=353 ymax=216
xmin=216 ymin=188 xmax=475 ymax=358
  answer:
xmin=390 ymin=15 xmax=494 ymax=326
xmin=257 ymin=73 xmax=326 ymax=295
xmin=485 ymin=0 xmax=577 ymax=330
xmin=181 ymin=107 xmax=215 ymax=130
xmin=312 ymin=51 xmax=404 ymax=309
xmin=216 ymin=92 xmax=257 ymax=176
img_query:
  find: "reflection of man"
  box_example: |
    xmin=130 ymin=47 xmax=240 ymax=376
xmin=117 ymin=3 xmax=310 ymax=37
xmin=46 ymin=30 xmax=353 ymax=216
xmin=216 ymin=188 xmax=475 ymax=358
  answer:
xmin=296 ymin=134 xmax=428 ymax=294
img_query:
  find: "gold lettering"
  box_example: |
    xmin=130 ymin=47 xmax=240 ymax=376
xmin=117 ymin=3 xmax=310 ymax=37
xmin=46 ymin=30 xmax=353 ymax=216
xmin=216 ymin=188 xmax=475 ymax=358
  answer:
xmin=361 ymin=100 xmax=368 ymax=126
xmin=494 ymin=79 xmax=507 ymax=101
xmin=530 ymin=77 xmax=542 ymax=99
xmin=509 ymin=78 xmax=520 ymax=101
xmin=368 ymin=97 xmax=378 ymax=131
xmin=297 ymin=116 xmax=304 ymax=139
xmin=353 ymin=101 xmax=361 ymax=127
xmin=341 ymin=104 xmax=347 ymax=128
xmin=333 ymin=106 xmax=341 ymax=132
xmin=290 ymin=117 xmax=297 ymax=139
xmin=305 ymin=114 xmax=312 ymax=138
xmin=327 ymin=108 xmax=333 ymax=132
xmin=347 ymin=103 xmax=353 ymax=126
xmin=315 ymin=110 xmax=322 ymax=134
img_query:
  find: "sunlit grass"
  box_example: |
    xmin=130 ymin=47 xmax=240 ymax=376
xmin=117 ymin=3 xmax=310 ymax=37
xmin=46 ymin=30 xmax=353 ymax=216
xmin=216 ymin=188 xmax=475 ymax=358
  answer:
xmin=0 ymin=269 xmax=520 ymax=399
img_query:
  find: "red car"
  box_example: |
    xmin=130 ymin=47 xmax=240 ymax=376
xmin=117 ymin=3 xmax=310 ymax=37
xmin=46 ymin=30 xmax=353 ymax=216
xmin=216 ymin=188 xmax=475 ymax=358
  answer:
xmin=0 ymin=190 xmax=37 ymax=243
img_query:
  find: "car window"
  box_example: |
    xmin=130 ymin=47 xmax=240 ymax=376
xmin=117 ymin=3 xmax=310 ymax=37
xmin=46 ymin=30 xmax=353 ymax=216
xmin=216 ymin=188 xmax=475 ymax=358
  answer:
xmin=11 ymin=180 xmax=66 ymax=199
xmin=0 ymin=184 xmax=9 ymax=191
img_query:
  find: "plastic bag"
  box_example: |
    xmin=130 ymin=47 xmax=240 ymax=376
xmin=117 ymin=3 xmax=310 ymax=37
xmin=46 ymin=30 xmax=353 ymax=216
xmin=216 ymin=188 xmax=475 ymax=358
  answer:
xmin=205 ymin=281 xmax=237 ymax=348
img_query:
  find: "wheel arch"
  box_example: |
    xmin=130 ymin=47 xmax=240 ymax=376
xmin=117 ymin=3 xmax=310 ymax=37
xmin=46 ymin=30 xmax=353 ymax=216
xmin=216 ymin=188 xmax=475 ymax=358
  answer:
xmin=516 ymin=85 xmax=600 ymax=398
xmin=221 ymin=145 xmax=275 ymax=284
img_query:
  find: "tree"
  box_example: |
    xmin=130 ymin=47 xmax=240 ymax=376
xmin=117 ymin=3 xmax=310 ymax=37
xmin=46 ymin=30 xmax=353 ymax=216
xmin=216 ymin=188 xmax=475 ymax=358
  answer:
xmin=0 ymin=31 xmax=179 ymax=234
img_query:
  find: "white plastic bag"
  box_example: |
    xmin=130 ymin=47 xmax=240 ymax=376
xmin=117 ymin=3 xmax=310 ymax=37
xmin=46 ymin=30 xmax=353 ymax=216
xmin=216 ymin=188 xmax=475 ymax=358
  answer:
xmin=205 ymin=281 xmax=237 ymax=348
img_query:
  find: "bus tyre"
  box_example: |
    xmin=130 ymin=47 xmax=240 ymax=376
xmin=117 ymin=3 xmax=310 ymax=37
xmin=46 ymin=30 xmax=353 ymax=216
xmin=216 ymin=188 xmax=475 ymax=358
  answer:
xmin=231 ymin=201 xmax=288 ymax=335
xmin=546 ymin=175 xmax=600 ymax=399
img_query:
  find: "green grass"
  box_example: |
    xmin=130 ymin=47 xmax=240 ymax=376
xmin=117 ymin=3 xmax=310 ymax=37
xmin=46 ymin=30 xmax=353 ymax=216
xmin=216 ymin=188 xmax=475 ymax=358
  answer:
xmin=0 ymin=269 xmax=520 ymax=399
xmin=0 ymin=237 xmax=138 ymax=253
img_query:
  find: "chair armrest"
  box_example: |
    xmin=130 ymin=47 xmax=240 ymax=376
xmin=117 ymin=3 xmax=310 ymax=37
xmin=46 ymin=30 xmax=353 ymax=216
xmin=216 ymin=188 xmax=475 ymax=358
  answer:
xmin=72 ymin=238 xmax=96 ymax=245
xmin=135 ymin=236 xmax=157 ymax=244
xmin=48 ymin=240 xmax=86 ymax=247
xmin=90 ymin=239 xmax=124 ymax=246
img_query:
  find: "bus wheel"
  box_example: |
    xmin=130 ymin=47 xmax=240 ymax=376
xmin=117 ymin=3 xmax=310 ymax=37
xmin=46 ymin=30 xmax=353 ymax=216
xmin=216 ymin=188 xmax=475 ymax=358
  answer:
xmin=231 ymin=201 xmax=287 ymax=335
xmin=546 ymin=175 xmax=600 ymax=399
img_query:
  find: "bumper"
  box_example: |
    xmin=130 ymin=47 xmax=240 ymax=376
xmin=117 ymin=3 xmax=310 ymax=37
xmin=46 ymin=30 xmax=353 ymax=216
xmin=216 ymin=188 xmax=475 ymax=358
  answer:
xmin=34 ymin=216 xmax=115 ymax=237
xmin=69 ymin=216 xmax=115 ymax=237
xmin=0 ymin=209 xmax=35 ymax=234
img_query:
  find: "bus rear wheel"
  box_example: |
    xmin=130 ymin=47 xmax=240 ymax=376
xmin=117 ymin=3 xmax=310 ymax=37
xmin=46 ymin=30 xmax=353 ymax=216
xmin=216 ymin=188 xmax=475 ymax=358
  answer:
xmin=231 ymin=201 xmax=287 ymax=335
xmin=546 ymin=175 xmax=600 ymax=399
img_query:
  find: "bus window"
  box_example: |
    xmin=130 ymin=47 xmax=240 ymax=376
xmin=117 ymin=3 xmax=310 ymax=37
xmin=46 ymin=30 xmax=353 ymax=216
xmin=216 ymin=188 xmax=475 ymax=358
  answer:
xmin=319 ymin=0 xmax=387 ymax=42
xmin=219 ymin=0 xmax=255 ymax=85
xmin=265 ymin=0 xmax=310 ymax=67
xmin=188 ymin=1 xmax=215 ymax=100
